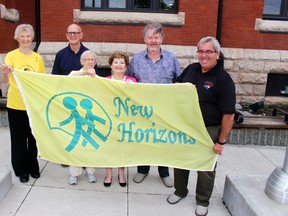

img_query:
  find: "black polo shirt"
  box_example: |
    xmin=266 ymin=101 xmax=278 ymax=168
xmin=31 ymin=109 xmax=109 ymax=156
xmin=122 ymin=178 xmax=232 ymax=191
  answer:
xmin=177 ymin=62 xmax=236 ymax=126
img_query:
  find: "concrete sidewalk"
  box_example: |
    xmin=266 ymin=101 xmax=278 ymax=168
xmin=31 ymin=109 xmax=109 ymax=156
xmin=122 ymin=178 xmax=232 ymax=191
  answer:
xmin=0 ymin=126 xmax=287 ymax=216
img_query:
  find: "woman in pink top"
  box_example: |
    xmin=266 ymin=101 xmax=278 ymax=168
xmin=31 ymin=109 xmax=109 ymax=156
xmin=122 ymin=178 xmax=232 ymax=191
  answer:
xmin=104 ymin=51 xmax=137 ymax=187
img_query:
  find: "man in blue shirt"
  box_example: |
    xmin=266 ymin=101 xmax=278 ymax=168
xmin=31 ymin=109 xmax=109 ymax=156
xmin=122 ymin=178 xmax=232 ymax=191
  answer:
xmin=126 ymin=22 xmax=181 ymax=188
xmin=52 ymin=23 xmax=99 ymax=75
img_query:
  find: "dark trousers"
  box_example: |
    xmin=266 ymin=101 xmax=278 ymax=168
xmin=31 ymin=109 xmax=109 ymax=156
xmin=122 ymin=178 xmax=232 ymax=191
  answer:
xmin=138 ymin=166 xmax=170 ymax=178
xmin=173 ymin=126 xmax=220 ymax=207
xmin=8 ymin=108 xmax=39 ymax=176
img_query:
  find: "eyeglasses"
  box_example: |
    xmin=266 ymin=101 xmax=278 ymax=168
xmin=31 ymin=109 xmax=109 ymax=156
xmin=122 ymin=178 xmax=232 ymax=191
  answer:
xmin=66 ymin=32 xmax=81 ymax=36
xmin=83 ymin=58 xmax=96 ymax=62
xmin=197 ymin=50 xmax=216 ymax=55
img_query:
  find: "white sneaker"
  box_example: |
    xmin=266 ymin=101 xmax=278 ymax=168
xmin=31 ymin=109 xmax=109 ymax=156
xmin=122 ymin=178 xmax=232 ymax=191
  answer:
xmin=86 ymin=173 xmax=96 ymax=183
xmin=195 ymin=205 xmax=208 ymax=216
xmin=68 ymin=175 xmax=77 ymax=185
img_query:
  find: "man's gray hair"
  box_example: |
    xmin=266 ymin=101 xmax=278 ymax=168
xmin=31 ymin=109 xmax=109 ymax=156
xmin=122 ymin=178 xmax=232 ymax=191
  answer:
xmin=143 ymin=22 xmax=164 ymax=39
xmin=197 ymin=36 xmax=221 ymax=53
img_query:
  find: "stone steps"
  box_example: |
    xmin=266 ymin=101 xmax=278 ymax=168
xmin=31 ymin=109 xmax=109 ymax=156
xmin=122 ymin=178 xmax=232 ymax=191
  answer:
xmin=0 ymin=167 xmax=12 ymax=202
xmin=223 ymin=175 xmax=288 ymax=216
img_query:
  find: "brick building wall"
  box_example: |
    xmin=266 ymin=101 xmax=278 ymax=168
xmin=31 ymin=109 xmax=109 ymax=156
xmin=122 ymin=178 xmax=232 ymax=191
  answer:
xmin=0 ymin=0 xmax=18 ymax=52
xmin=40 ymin=0 xmax=219 ymax=45
xmin=39 ymin=0 xmax=288 ymax=50
xmin=220 ymin=0 xmax=288 ymax=50
xmin=1 ymin=0 xmax=287 ymax=51
xmin=0 ymin=0 xmax=36 ymax=52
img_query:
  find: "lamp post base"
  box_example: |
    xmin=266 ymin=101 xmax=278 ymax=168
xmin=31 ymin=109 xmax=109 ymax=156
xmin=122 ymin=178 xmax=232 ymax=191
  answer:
xmin=265 ymin=167 xmax=288 ymax=205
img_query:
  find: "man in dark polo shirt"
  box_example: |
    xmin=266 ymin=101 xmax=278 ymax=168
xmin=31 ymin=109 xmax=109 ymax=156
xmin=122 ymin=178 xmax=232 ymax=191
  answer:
xmin=52 ymin=23 xmax=98 ymax=75
xmin=167 ymin=36 xmax=236 ymax=216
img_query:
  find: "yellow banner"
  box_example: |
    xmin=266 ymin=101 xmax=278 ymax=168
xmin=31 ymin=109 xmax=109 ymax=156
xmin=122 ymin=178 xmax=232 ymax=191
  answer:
xmin=13 ymin=70 xmax=217 ymax=171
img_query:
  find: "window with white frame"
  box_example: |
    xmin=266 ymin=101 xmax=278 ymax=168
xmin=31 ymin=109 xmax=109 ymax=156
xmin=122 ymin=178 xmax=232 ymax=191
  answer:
xmin=263 ymin=0 xmax=288 ymax=20
xmin=81 ymin=0 xmax=178 ymax=13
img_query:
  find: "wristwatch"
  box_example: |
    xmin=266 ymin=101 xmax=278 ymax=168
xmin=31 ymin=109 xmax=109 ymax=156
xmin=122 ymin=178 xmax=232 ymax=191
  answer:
xmin=217 ymin=140 xmax=226 ymax=145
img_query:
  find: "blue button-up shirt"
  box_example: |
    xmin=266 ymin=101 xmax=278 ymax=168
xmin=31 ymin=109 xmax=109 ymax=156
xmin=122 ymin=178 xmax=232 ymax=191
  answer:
xmin=126 ymin=49 xmax=181 ymax=83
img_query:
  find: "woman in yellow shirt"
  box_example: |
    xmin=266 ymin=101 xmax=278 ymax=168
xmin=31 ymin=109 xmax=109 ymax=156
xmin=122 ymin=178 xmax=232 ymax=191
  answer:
xmin=0 ymin=24 xmax=45 ymax=183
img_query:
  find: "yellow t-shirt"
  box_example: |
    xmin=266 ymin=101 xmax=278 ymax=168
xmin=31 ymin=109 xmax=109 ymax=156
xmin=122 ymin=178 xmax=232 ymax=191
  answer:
xmin=5 ymin=49 xmax=46 ymax=110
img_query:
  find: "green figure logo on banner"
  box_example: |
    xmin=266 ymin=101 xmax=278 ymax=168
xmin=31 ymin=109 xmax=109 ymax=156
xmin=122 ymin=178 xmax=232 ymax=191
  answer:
xmin=46 ymin=92 xmax=112 ymax=152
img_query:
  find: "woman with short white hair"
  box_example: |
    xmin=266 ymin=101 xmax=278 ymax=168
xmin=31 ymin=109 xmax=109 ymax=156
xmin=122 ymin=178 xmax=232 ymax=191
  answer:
xmin=67 ymin=50 xmax=97 ymax=185
xmin=0 ymin=24 xmax=45 ymax=183
xmin=69 ymin=50 xmax=97 ymax=77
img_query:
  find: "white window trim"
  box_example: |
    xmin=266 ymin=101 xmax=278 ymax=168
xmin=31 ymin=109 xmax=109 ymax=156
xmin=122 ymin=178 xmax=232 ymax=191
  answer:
xmin=73 ymin=9 xmax=185 ymax=26
xmin=255 ymin=18 xmax=288 ymax=33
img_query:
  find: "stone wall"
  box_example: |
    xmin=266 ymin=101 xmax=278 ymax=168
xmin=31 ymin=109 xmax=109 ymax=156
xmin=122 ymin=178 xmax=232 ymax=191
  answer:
xmin=222 ymin=48 xmax=288 ymax=105
xmin=1 ymin=42 xmax=287 ymax=106
xmin=0 ymin=54 xmax=9 ymax=97
xmin=0 ymin=109 xmax=8 ymax=127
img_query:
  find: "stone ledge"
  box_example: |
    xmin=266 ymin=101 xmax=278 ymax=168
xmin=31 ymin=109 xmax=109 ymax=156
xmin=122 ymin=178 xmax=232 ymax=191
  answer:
xmin=0 ymin=97 xmax=7 ymax=107
xmin=0 ymin=167 xmax=12 ymax=202
xmin=73 ymin=9 xmax=185 ymax=26
xmin=0 ymin=110 xmax=8 ymax=127
xmin=223 ymin=175 xmax=288 ymax=216
xmin=0 ymin=54 xmax=5 ymax=63
xmin=255 ymin=18 xmax=288 ymax=33
xmin=0 ymin=98 xmax=8 ymax=127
